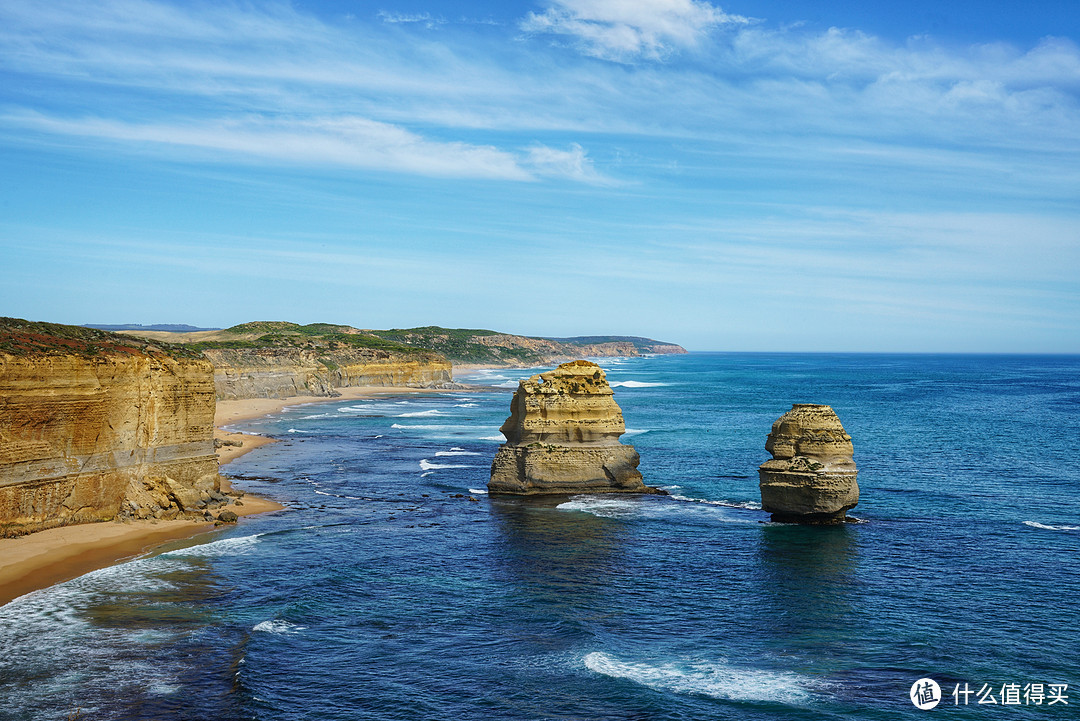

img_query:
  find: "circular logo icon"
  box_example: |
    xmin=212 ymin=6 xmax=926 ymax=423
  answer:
xmin=910 ymin=678 xmax=942 ymax=709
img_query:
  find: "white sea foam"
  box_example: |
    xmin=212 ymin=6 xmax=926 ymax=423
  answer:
xmin=557 ymin=496 xmax=641 ymax=519
xmin=468 ymin=488 xmax=489 ymax=495
xmin=1024 ymin=521 xmax=1080 ymax=531
xmin=496 ymin=380 xmax=520 ymax=388
xmin=253 ymin=620 xmax=305 ymax=635
xmin=671 ymin=494 xmax=762 ymax=510
xmin=160 ymin=534 xmax=262 ymax=558
xmin=419 ymin=459 xmax=475 ymax=471
xmin=623 ymin=428 xmax=649 ymax=436
xmin=392 ymin=424 xmax=490 ymax=431
xmin=479 ymin=435 xmax=505 ymax=441
xmin=421 ymin=471 xmax=434 ymax=477
xmin=608 ymin=381 xmax=669 ymax=388
xmin=455 ymin=403 xmax=479 ymax=408
xmin=584 ymin=652 xmax=813 ymax=705
xmin=435 ymin=449 xmax=483 ymax=456
xmin=286 ymin=428 xmax=311 ymax=434
xmin=397 ymin=409 xmax=449 ymax=417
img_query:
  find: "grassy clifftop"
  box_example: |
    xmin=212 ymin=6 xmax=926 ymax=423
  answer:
xmin=110 ymin=320 xmax=686 ymax=366
xmin=0 ymin=317 xmax=204 ymax=359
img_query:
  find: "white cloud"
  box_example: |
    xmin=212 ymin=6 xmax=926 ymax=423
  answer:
xmin=377 ymin=11 xmax=446 ymax=29
xmin=5 ymin=112 xmax=535 ymax=180
xmin=521 ymin=0 xmax=748 ymax=61
xmin=523 ymin=143 xmax=611 ymax=183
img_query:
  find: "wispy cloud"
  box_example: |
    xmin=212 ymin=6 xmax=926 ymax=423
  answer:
xmin=524 ymin=143 xmax=611 ymax=184
xmin=6 ymin=111 xmax=535 ymax=180
xmin=377 ymin=10 xmax=446 ymax=29
xmin=521 ymin=0 xmax=749 ymax=62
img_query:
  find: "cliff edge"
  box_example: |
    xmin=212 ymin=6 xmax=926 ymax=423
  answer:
xmin=0 ymin=318 xmax=221 ymax=536
xmin=123 ymin=322 xmax=453 ymax=400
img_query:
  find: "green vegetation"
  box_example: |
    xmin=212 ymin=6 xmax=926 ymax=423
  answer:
xmin=545 ymin=335 xmax=680 ymax=351
xmin=191 ymin=323 xmax=431 ymax=357
xmin=366 ymin=326 xmax=543 ymax=365
xmin=0 ymin=317 xmax=203 ymax=359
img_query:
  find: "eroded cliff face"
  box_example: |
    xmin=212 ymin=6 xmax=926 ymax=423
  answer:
xmin=758 ymin=404 xmax=859 ymax=524
xmin=489 ymin=360 xmax=663 ymax=495
xmin=0 ymin=322 xmax=220 ymax=536
xmin=204 ymin=347 xmax=453 ymax=400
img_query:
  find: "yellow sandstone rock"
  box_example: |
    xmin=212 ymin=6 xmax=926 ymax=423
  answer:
xmin=758 ymin=404 xmax=859 ymax=524
xmin=488 ymin=360 xmax=663 ymax=495
xmin=0 ymin=320 xmax=220 ymax=536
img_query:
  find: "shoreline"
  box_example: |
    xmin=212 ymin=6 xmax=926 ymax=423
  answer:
xmin=0 ymin=383 xmax=483 ymax=608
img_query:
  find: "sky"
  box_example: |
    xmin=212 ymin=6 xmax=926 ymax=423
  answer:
xmin=1 ymin=1 xmax=1078 ymax=352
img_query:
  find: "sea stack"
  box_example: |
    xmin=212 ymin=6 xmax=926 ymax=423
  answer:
xmin=488 ymin=360 xmax=662 ymax=495
xmin=758 ymin=404 xmax=859 ymax=524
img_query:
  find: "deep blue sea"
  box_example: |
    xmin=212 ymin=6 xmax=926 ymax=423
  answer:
xmin=2 ymin=353 xmax=1079 ymax=720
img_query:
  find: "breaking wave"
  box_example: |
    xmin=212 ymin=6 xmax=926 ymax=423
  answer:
xmin=419 ymin=459 xmax=476 ymax=471
xmin=1024 ymin=521 xmax=1079 ymax=531
xmin=253 ymin=620 xmax=305 ymax=635
xmin=584 ymin=652 xmax=814 ymax=705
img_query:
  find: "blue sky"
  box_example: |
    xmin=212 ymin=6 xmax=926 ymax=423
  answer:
xmin=1 ymin=0 xmax=1078 ymax=352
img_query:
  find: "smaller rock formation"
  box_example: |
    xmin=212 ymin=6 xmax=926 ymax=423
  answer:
xmin=488 ymin=360 xmax=663 ymax=495
xmin=758 ymin=404 xmax=859 ymax=524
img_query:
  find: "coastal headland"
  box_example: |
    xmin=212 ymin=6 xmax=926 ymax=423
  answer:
xmin=1 ymin=317 xmax=686 ymax=606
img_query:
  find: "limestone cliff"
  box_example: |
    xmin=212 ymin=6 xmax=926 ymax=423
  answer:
xmin=488 ymin=360 xmax=663 ymax=495
xmin=122 ymin=322 xmax=453 ymax=400
xmin=0 ymin=319 xmax=221 ymax=536
xmin=203 ymin=347 xmax=452 ymax=400
xmin=758 ymin=404 xmax=859 ymax=524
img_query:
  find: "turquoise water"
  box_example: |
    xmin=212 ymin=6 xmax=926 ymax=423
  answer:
xmin=1 ymin=353 xmax=1078 ymax=719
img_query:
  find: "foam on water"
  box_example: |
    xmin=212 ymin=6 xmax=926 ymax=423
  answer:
xmin=392 ymin=424 xmax=491 ymax=431
xmin=671 ymin=494 xmax=762 ymax=510
xmin=287 ymin=428 xmax=312 ymax=434
xmin=623 ymin=428 xmax=649 ymax=436
xmin=608 ymin=381 xmax=669 ymax=388
xmin=159 ymin=534 xmax=263 ymax=558
xmin=479 ymin=435 xmax=504 ymax=441
xmin=455 ymin=403 xmax=479 ymax=408
xmin=397 ymin=409 xmax=449 ymax=417
xmin=419 ymin=459 xmax=476 ymax=471
xmin=435 ymin=448 xmax=483 ymax=456
xmin=1023 ymin=521 xmax=1080 ymax=531
xmin=253 ymin=620 xmax=306 ymax=634
xmin=584 ymin=652 xmax=813 ymax=705
xmin=468 ymin=488 xmax=489 ymax=495
xmin=557 ymin=496 xmax=642 ymax=519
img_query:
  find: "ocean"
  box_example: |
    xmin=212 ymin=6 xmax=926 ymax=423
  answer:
xmin=1 ymin=353 xmax=1078 ymax=720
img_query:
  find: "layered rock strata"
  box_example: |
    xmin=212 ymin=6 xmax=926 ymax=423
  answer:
xmin=758 ymin=404 xmax=859 ymax=524
xmin=203 ymin=347 xmax=453 ymax=401
xmin=0 ymin=320 xmax=221 ymax=536
xmin=488 ymin=360 xmax=662 ymax=495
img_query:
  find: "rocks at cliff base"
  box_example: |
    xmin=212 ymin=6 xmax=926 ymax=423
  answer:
xmin=758 ymin=404 xmax=859 ymax=524
xmin=488 ymin=360 xmax=663 ymax=495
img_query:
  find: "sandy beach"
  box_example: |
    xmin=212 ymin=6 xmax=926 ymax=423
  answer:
xmin=0 ymin=383 xmax=485 ymax=608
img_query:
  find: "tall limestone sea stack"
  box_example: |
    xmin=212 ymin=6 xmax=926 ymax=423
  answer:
xmin=488 ymin=360 xmax=663 ymax=495
xmin=758 ymin=404 xmax=859 ymax=524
